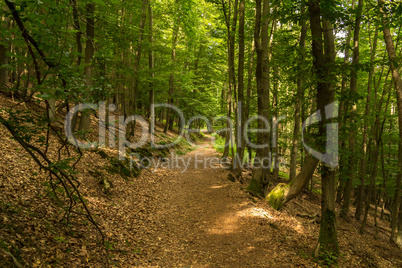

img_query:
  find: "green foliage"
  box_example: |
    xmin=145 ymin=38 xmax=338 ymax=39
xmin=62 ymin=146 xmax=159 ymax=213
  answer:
xmin=316 ymin=250 xmax=339 ymax=267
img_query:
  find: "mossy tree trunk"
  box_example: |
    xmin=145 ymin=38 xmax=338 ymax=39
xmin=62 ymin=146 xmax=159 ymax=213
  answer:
xmin=267 ymin=154 xmax=318 ymax=209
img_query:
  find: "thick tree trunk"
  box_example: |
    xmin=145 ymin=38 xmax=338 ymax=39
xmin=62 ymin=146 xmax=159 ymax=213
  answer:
xmin=251 ymin=0 xmax=271 ymax=196
xmin=308 ymin=0 xmax=339 ymax=258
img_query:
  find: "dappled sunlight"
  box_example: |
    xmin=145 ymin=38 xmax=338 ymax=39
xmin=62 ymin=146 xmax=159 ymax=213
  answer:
xmin=210 ymin=184 xmax=228 ymax=189
xmin=237 ymin=207 xmax=275 ymax=219
xmin=208 ymin=213 xmax=240 ymax=234
xmin=237 ymin=206 xmax=306 ymax=235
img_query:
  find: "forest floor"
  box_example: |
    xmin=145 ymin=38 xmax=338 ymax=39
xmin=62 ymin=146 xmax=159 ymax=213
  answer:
xmin=1 ymin=92 xmax=402 ymax=267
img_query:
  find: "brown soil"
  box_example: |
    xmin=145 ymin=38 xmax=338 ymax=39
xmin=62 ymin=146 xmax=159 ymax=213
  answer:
xmin=1 ymin=93 xmax=402 ymax=267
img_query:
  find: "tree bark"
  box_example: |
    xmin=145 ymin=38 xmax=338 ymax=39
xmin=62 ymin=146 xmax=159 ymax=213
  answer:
xmin=221 ymin=0 xmax=238 ymax=158
xmin=308 ymin=0 xmax=339 ymax=258
xmin=289 ymin=5 xmax=307 ymax=182
xmin=251 ymin=0 xmax=272 ymax=196
xmin=245 ymin=41 xmax=255 ymax=164
xmin=235 ymin=0 xmax=246 ymax=177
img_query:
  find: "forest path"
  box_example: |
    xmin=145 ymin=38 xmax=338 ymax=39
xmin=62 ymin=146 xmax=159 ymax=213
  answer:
xmin=133 ymin=139 xmax=313 ymax=267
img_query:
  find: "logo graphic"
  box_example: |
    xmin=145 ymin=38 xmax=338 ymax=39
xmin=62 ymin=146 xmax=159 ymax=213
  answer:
xmin=302 ymin=102 xmax=339 ymax=168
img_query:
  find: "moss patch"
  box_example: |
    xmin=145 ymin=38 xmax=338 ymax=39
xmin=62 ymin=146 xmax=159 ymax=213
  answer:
xmin=246 ymin=179 xmax=264 ymax=197
xmin=266 ymin=183 xmax=288 ymax=210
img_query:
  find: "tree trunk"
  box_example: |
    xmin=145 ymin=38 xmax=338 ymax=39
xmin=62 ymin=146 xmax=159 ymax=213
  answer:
xmin=78 ymin=3 xmax=95 ymax=134
xmin=245 ymin=41 xmax=255 ymax=165
xmin=336 ymin=0 xmax=354 ymax=205
xmin=164 ymin=14 xmax=180 ymax=133
xmin=127 ymin=0 xmax=148 ymax=138
xmin=340 ymin=0 xmax=363 ymax=219
xmin=267 ymin=154 xmax=318 ymax=209
xmin=71 ymin=0 xmax=83 ymax=66
xmin=251 ymin=0 xmax=271 ymax=196
xmin=289 ymin=5 xmax=307 ymax=182
xmin=0 ymin=6 xmax=9 ymax=90
xmin=396 ymin=196 xmax=402 ymax=247
xmin=235 ymin=0 xmax=246 ymax=177
xmin=148 ymin=1 xmax=155 ymax=136
xmin=378 ymin=0 xmax=402 ymax=243
xmin=308 ymin=0 xmax=339 ymax=258
xmin=221 ymin=0 xmax=238 ymax=158
xmin=272 ymin=66 xmax=279 ymax=181
xmin=355 ymin=25 xmax=378 ymax=220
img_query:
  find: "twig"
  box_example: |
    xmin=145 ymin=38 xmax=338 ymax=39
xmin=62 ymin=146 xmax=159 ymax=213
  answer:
xmin=1 ymin=248 xmax=24 ymax=268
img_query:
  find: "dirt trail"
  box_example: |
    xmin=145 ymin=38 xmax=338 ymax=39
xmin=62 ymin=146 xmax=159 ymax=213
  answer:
xmin=133 ymin=141 xmax=314 ymax=267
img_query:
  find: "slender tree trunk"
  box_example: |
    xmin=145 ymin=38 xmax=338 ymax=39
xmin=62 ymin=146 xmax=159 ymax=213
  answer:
xmin=127 ymin=0 xmax=148 ymax=138
xmin=221 ymin=0 xmax=238 ymax=158
xmin=272 ymin=66 xmax=279 ymax=181
xmin=148 ymin=1 xmax=155 ymax=136
xmin=245 ymin=40 xmax=255 ymax=165
xmin=230 ymin=0 xmax=238 ymax=161
xmin=71 ymin=0 xmax=83 ymax=66
xmin=397 ymin=196 xmax=402 ymax=246
xmin=0 ymin=7 xmax=9 ymax=90
xmin=235 ymin=0 xmax=246 ymax=177
xmin=289 ymin=6 xmax=307 ymax=182
xmin=164 ymin=14 xmax=180 ymax=133
xmin=336 ymin=0 xmax=354 ymax=204
xmin=378 ymin=0 xmax=402 ymax=244
xmin=69 ymin=0 xmax=83 ymax=130
xmin=355 ymin=25 xmax=378 ymax=219
xmin=340 ymin=0 xmax=364 ymax=219
xmin=78 ymin=2 xmax=95 ymax=134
